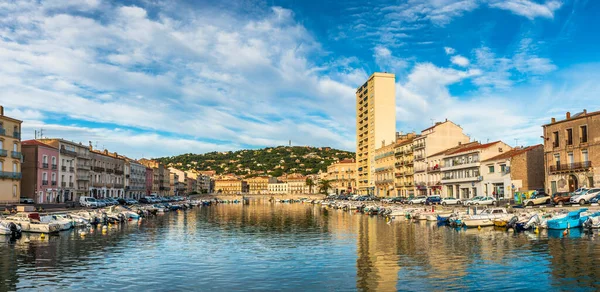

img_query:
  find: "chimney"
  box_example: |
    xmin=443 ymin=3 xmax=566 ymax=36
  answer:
xmin=0 ymin=105 xmax=3 ymax=116
xmin=551 ymin=117 xmax=556 ymax=123
xmin=566 ymin=112 xmax=571 ymax=119
xmin=583 ymin=109 xmax=587 ymax=115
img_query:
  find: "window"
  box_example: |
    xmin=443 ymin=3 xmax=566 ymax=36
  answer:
xmin=0 ymin=140 xmax=3 ymax=150
xmin=0 ymin=161 xmax=3 ymax=171
xmin=568 ymin=152 xmax=574 ymax=165
xmin=13 ymin=162 xmax=17 ymax=173
xmin=554 ymin=153 xmax=560 ymax=166
xmin=581 ymin=125 xmax=588 ymax=143
xmin=500 ymin=164 xmax=506 ymax=172
xmin=582 ymin=149 xmax=589 ymax=163
xmin=13 ymin=142 xmax=17 ymax=152
xmin=52 ymin=173 xmax=56 ymax=182
xmin=52 ymin=156 xmax=56 ymax=165
xmin=566 ymin=128 xmax=573 ymax=145
xmin=553 ymin=131 xmax=559 ymax=147
xmin=13 ymin=185 xmax=17 ymax=197
xmin=42 ymin=172 xmax=48 ymax=181
xmin=43 ymin=155 xmax=48 ymax=164
xmin=488 ymin=166 xmax=495 ymax=173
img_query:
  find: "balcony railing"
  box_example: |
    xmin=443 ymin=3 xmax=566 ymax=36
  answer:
xmin=52 ymin=164 xmax=57 ymax=170
xmin=13 ymin=131 xmax=21 ymax=139
xmin=77 ymin=175 xmax=89 ymax=181
xmin=427 ymin=165 xmax=441 ymax=172
xmin=42 ymin=163 xmax=49 ymax=169
xmin=413 ymin=143 xmax=425 ymax=150
xmin=51 ymin=181 xmax=57 ymax=186
xmin=0 ymin=172 xmax=22 ymax=179
xmin=61 ymin=166 xmax=67 ymax=171
xmin=61 ymin=182 xmax=66 ymax=187
xmin=42 ymin=180 xmax=48 ymax=185
xmin=549 ymin=161 xmax=592 ymax=174
xmin=115 ymin=170 xmax=124 ymax=175
xmin=0 ymin=149 xmax=7 ymax=157
xmin=11 ymin=151 xmax=22 ymax=159
xmin=69 ymin=167 xmax=75 ymax=172
xmin=69 ymin=182 xmax=74 ymax=187
xmin=77 ymin=164 xmax=90 ymax=170
xmin=92 ymin=166 xmax=105 ymax=172
xmin=106 ymin=169 xmax=114 ymax=174
xmin=0 ymin=128 xmax=5 ymax=136
xmin=114 ymin=184 xmax=124 ymax=188
xmin=60 ymin=148 xmax=77 ymax=156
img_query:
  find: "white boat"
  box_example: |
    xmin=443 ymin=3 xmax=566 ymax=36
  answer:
xmin=0 ymin=219 xmax=22 ymax=236
xmin=40 ymin=214 xmax=73 ymax=231
xmin=5 ymin=213 xmax=60 ymax=233
xmin=462 ymin=208 xmax=511 ymax=228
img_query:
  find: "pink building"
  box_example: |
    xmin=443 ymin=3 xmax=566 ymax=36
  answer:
xmin=21 ymin=140 xmax=60 ymax=203
xmin=145 ymin=167 xmax=153 ymax=196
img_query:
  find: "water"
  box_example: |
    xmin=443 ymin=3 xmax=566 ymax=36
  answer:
xmin=3 ymin=203 xmax=600 ymax=291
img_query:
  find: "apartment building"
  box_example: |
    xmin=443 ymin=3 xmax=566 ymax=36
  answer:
xmin=394 ymin=135 xmax=417 ymax=197
xmin=124 ymin=159 xmax=146 ymax=199
xmin=285 ymin=174 xmax=308 ymax=194
xmin=326 ymin=159 xmax=356 ymax=195
xmin=214 ymin=177 xmax=247 ymax=194
xmin=426 ymin=142 xmax=479 ymax=196
xmin=268 ymin=182 xmax=288 ymax=194
xmin=481 ymin=145 xmax=544 ymax=199
xmin=21 ymin=140 xmax=59 ymax=204
xmin=88 ymin=148 xmax=125 ymax=198
xmin=168 ymin=167 xmax=187 ymax=196
xmin=441 ymin=141 xmax=512 ymax=199
xmin=374 ymin=141 xmax=396 ymax=197
xmin=139 ymin=159 xmax=170 ymax=196
xmin=413 ymin=120 xmax=470 ymax=196
xmin=543 ymin=110 xmax=599 ymax=193
xmin=247 ymin=176 xmax=277 ymax=194
xmin=0 ymin=106 xmax=22 ymax=204
xmin=355 ymin=72 xmax=396 ymax=195
xmin=145 ymin=167 xmax=153 ymax=196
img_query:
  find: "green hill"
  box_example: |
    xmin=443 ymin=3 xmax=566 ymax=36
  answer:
xmin=155 ymin=146 xmax=355 ymax=177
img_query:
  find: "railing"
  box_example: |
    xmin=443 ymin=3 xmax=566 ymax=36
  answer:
xmin=51 ymin=181 xmax=57 ymax=186
xmin=114 ymin=184 xmax=124 ymax=188
xmin=0 ymin=172 xmax=22 ymax=179
xmin=61 ymin=166 xmax=67 ymax=171
xmin=13 ymin=131 xmax=21 ymax=139
xmin=60 ymin=148 xmax=77 ymax=156
xmin=106 ymin=169 xmax=114 ymax=174
xmin=42 ymin=180 xmax=48 ymax=185
xmin=11 ymin=151 xmax=22 ymax=159
xmin=414 ymin=155 xmax=424 ymax=161
xmin=0 ymin=150 xmax=7 ymax=157
xmin=0 ymin=128 xmax=5 ymax=136
xmin=115 ymin=170 xmax=124 ymax=175
xmin=549 ymin=161 xmax=592 ymax=173
xmin=69 ymin=167 xmax=75 ymax=172
xmin=427 ymin=165 xmax=441 ymax=172
xmin=413 ymin=143 xmax=425 ymax=150
xmin=42 ymin=163 xmax=49 ymax=169
xmin=77 ymin=175 xmax=89 ymax=181
xmin=61 ymin=182 xmax=66 ymax=187
xmin=52 ymin=164 xmax=57 ymax=170
xmin=414 ymin=168 xmax=426 ymax=173
xmin=77 ymin=152 xmax=90 ymax=159
xmin=92 ymin=166 xmax=105 ymax=172
xmin=77 ymin=164 xmax=90 ymax=170
xmin=69 ymin=182 xmax=74 ymax=187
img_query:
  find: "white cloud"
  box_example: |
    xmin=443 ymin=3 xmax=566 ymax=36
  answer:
xmin=444 ymin=47 xmax=456 ymax=55
xmin=374 ymin=45 xmax=408 ymax=73
xmin=489 ymin=0 xmax=563 ymax=19
xmin=451 ymin=55 xmax=470 ymax=67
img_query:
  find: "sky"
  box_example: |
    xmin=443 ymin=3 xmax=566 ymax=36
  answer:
xmin=1 ymin=0 xmax=599 ymax=159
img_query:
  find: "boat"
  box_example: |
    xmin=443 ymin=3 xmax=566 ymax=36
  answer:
xmin=462 ymin=208 xmax=511 ymax=228
xmin=0 ymin=219 xmax=22 ymax=237
xmin=582 ymin=212 xmax=600 ymax=229
xmin=5 ymin=213 xmax=60 ymax=233
xmin=547 ymin=208 xmax=588 ymax=230
xmin=40 ymin=214 xmax=73 ymax=231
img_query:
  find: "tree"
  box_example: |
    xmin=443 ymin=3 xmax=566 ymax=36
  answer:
xmin=319 ymin=179 xmax=332 ymax=195
xmin=306 ymin=177 xmax=315 ymax=194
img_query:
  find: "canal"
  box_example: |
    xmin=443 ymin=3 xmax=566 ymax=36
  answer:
xmin=2 ymin=203 xmax=600 ymax=291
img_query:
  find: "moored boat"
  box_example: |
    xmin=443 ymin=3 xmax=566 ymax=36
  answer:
xmin=5 ymin=213 xmax=60 ymax=233
xmin=547 ymin=208 xmax=588 ymax=229
xmin=462 ymin=208 xmax=511 ymax=228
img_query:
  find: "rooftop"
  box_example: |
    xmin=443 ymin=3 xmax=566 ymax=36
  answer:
xmin=22 ymin=139 xmax=58 ymax=149
xmin=483 ymin=145 xmax=543 ymax=162
xmin=543 ymin=109 xmax=600 ymax=126
xmin=427 ymin=142 xmax=480 ymax=158
xmin=446 ymin=141 xmax=502 ymax=156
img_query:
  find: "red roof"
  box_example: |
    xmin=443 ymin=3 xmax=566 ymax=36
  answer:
xmin=21 ymin=140 xmax=58 ymax=149
xmin=338 ymin=159 xmax=355 ymax=163
xmin=427 ymin=142 xmax=480 ymax=158
xmin=446 ymin=141 xmax=502 ymax=155
xmin=483 ymin=145 xmax=543 ymax=162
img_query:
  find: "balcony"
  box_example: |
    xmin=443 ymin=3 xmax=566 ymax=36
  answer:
xmin=0 ymin=149 xmax=6 ymax=157
xmin=549 ymin=161 xmax=592 ymax=174
xmin=61 ymin=166 xmax=67 ymax=171
xmin=0 ymin=172 xmax=22 ymax=180
xmin=42 ymin=163 xmax=49 ymax=169
xmin=92 ymin=182 xmax=104 ymax=188
xmin=115 ymin=170 xmax=124 ymax=175
xmin=441 ymin=159 xmax=480 ymax=171
xmin=0 ymin=128 xmax=4 ymax=136
xmin=427 ymin=165 xmax=441 ymax=172
xmin=13 ymin=131 xmax=21 ymax=139
xmin=69 ymin=182 xmax=74 ymax=187
xmin=114 ymin=184 xmax=124 ymax=188
xmin=413 ymin=143 xmax=425 ymax=150
xmin=77 ymin=164 xmax=90 ymax=170
xmin=92 ymin=166 xmax=105 ymax=172
xmin=60 ymin=148 xmax=77 ymax=156
xmin=77 ymin=174 xmax=89 ymax=181
xmin=52 ymin=164 xmax=57 ymax=170
xmin=414 ymin=155 xmax=424 ymax=161
xmin=11 ymin=151 xmax=22 ymax=159
xmin=69 ymin=167 xmax=75 ymax=172
xmin=61 ymin=182 xmax=66 ymax=187
xmin=414 ymin=168 xmax=426 ymax=173
xmin=42 ymin=180 xmax=48 ymax=185
xmin=441 ymin=175 xmax=482 ymax=184
xmin=106 ymin=169 xmax=114 ymax=174
xmin=51 ymin=181 xmax=57 ymax=186
xmin=77 ymin=152 xmax=90 ymax=159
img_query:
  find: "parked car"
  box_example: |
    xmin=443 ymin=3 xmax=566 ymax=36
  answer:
xmin=127 ymin=199 xmax=139 ymax=205
xmin=408 ymin=196 xmax=427 ymax=204
xmin=570 ymin=188 xmax=600 ymax=205
xmin=523 ymin=192 xmax=552 ymax=206
xmin=589 ymin=193 xmax=600 ymax=204
xmin=463 ymin=196 xmax=484 ymax=206
xmin=390 ymin=197 xmax=407 ymax=204
xmin=79 ymin=196 xmax=99 ymax=208
xmin=20 ymin=197 xmax=35 ymax=204
xmin=441 ymin=197 xmax=461 ymax=206
xmin=425 ymin=195 xmax=442 ymax=205
xmin=573 ymin=187 xmax=589 ymax=196
xmin=476 ymin=197 xmax=496 ymax=205
xmin=139 ymin=197 xmax=152 ymax=204
xmin=552 ymin=192 xmax=572 ymax=206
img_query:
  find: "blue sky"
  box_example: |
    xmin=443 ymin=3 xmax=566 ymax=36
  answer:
xmin=0 ymin=0 xmax=599 ymax=158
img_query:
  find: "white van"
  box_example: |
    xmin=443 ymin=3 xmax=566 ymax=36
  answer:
xmin=79 ymin=196 xmax=99 ymax=208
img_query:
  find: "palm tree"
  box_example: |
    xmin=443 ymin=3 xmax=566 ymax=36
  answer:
xmin=306 ymin=177 xmax=315 ymax=194
xmin=319 ymin=179 xmax=332 ymax=195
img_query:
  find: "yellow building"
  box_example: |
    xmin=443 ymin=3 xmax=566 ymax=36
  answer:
xmin=247 ymin=176 xmax=277 ymax=194
xmin=356 ymin=72 xmax=396 ymax=195
xmin=0 ymin=106 xmax=22 ymax=204
xmin=374 ymin=142 xmax=396 ymax=197
xmin=215 ymin=177 xmax=248 ymax=194
xmin=326 ymin=159 xmax=356 ymax=195
xmin=284 ymin=173 xmax=308 ymax=194
xmin=394 ymin=135 xmax=417 ymax=197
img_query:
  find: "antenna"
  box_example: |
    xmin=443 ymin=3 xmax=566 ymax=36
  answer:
xmin=430 ymin=118 xmax=434 ymax=125
xmin=514 ymin=138 xmax=519 ymax=147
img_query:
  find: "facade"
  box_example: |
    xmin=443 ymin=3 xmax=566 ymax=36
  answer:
xmin=326 ymin=159 xmax=356 ymax=195
xmin=168 ymin=167 xmax=187 ymax=196
xmin=139 ymin=159 xmax=170 ymax=196
xmin=125 ymin=159 xmax=146 ymax=199
xmin=441 ymin=141 xmax=512 ymax=199
xmin=426 ymin=142 xmax=480 ymax=196
xmin=268 ymin=182 xmax=288 ymax=194
xmin=374 ymin=142 xmax=396 ymax=197
xmin=186 ymin=177 xmax=196 ymax=194
xmin=247 ymin=176 xmax=277 ymax=194
xmin=394 ymin=135 xmax=417 ymax=197
xmin=21 ymin=140 xmax=59 ymax=203
xmin=285 ymin=174 xmax=308 ymax=194
xmin=0 ymin=106 xmax=22 ymax=204
xmin=543 ymin=110 xmax=599 ymax=193
xmin=414 ymin=120 xmax=470 ymax=196
xmin=36 ymin=138 xmax=92 ymax=202
xmin=88 ymin=148 xmax=125 ymax=199
xmin=356 ymin=72 xmax=396 ymax=195
xmin=214 ymin=178 xmax=247 ymax=194
xmin=481 ymin=145 xmax=544 ymax=199
xmin=145 ymin=167 xmax=154 ymax=196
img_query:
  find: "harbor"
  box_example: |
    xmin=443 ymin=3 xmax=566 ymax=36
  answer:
xmin=3 ymin=200 xmax=600 ymax=291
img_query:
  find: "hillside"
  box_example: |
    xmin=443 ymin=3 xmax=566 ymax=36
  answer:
xmin=155 ymin=146 xmax=355 ymax=177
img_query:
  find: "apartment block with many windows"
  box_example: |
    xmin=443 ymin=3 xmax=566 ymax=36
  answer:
xmin=0 ymin=106 xmax=23 ymax=204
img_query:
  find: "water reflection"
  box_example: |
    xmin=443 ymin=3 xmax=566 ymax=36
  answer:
xmin=2 ymin=204 xmax=600 ymax=291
